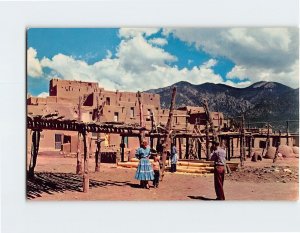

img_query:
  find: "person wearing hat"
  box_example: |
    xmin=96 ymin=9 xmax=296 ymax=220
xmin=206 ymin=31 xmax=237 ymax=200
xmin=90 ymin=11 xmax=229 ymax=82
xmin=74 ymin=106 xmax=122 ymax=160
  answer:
xmin=210 ymin=141 xmax=226 ymax=200
xmin=135 ymin=140 xmax=154 ymax=189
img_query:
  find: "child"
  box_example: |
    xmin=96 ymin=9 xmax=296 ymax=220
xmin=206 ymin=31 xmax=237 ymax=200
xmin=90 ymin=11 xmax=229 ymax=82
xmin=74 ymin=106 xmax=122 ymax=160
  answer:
xmin=152 ymin=154 xmax=160 ymax=188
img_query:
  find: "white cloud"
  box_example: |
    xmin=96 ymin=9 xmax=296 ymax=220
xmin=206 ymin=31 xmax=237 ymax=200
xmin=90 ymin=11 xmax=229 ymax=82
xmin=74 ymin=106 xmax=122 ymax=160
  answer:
xmin=148 ymin=37 xmax=168 ymax=46
xmin=31 ymin=27 xmax=298 ymax=93
xmin=226 ymin=65 xmax=248 ymax=80
xmin=106 ymin=50 xmax=112 ymax=59
xmin=37 ymin=92 xmax=49 ymax=97
xmin=119 ymin=28 xmax=160 ymax=39
xmin=116 ymin=34 xmax=176 ymax=73
xmin=27 ymin=47 xmax=43 ymax=77
xmin=164 ymin=28 xmax=299 ymax=87
xmin=227 ymin=61 xmax=299 ymax=87
xmin=36 ymin=29 xmax=224 ymax=92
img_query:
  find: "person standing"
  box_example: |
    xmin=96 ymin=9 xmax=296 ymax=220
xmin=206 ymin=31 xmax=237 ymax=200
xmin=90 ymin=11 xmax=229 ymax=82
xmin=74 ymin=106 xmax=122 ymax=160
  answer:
xmin=152 ymin=153 xmax=160 ymax=188
xmin=170 ymin=143 xmax=178 ymax=173
xmin=210 ymin=141 xmax=226 ymax=200
xmin=135 ymin=140 xmax=154 ymax=189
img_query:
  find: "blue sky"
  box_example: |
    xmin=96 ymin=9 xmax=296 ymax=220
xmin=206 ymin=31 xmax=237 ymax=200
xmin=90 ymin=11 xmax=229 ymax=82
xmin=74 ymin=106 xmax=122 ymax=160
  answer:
xmin=27 ymin=28 xmax=298 ymax=96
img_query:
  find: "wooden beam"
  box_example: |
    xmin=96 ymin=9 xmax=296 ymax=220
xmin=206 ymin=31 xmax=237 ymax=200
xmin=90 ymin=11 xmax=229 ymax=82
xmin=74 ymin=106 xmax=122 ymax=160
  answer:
xmin=161 ymin=87 xmax=177 ymax=180
xmin=120 ymin=136 xmax=125 ymax=162
xmin=76 ymin=97 xmax=83 ymax=174
xmin=185 ymin=137 xmax=189 ymax=159
xmin=82 ymin=131 xmax=89 ymax=193
xmin=248 ymin=134 xmax=252 ymax=158
xmin=205 ymin=122 xmax=209 ymax=160
xmin=227 ymin=137 xmax=231 ymax=161
xmin=178 ymin=137 xmax=182 ymax=159
xmin=28 ymin=130 xmax=41 ymax=178
xmin=137 ymin=91 xmax=145 ymax=141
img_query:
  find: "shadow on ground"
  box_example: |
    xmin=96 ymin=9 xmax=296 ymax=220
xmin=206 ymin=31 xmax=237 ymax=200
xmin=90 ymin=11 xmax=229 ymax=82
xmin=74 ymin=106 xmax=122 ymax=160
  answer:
xmin=188 ymin=195 xmax=216 ymax=201
xmin=27 ymin=172 xmax=136 ymax=200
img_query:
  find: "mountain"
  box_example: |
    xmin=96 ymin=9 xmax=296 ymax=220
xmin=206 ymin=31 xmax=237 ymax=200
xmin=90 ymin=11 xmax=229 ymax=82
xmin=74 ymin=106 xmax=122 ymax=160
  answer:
xmin=146 ymin=81 xmax=299 ymax=132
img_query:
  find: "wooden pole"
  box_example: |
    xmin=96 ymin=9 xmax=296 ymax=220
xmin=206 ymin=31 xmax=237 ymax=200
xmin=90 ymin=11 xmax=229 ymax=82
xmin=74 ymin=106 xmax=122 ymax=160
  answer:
xmin=95 ymin=96 xmax=101 ymax=172
xmin=231 ymin=137 xmax=234 ymax=159
xmin=185 ymin=137 xmax=189 ymax=159
xmin=161 ymin=87 xmax=176 ymax=180
xmin=203 ymin=99 xmax=218 ymax=142
xmin=95 ymin=137 xmax=101 ymax=172
xmin=137 ymin=91 xmax=145 ymax=141
xmin=28 ymin=130 xmax=41 ymax=178
xmin=262 ymin=122 xmax=270 ymax=157
xmin=76 ymin=96 xmax=83 ymax=174
xmin=227 ymin=137 xmax=231 ymax=161
xmin=120 ymin=136 xmax=125 ymax=162
xmin=198 ymin=141 xmax=201 ymax=160
xmin=205 ymin=121 xmax=209 ymax=160
xmin=249 ymin=134 xmax=252 ymax=158
xmin=82 ymin=130 xmax=89 ymax=193
xmin=240 ymin=116 xmax=245 ymax=166
xmin=150 ymin=110 xmax=154 ymax=149
xmin=178 ymin=137 xmax=182 ymax=159
xmin=273 ymin=131 xmax=281 ymax=163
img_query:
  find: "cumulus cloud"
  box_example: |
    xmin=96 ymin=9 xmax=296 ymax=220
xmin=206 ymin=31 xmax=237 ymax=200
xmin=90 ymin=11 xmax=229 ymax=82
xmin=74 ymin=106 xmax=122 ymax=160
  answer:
xmin=164 ymin=28 xmax=299 ymax=87
xmin=30 ymin=27 xmax=298 ymax=93
xmin=37 ymin=92 xmax=49 ymax=97
xmin=27 ymin=47 xmax=43 ymax=77
xmin=119 ymin=28 xmax=160 ymax=39
xmin=226 ymin=65 xmax=248 ymax=80
xmin=116 ymin=34 xmax=176 ymax=73
xmin=148 ymin=37 xmax=168 ymax=46
xmin=35 ymin=29 xmax=224 ymax=92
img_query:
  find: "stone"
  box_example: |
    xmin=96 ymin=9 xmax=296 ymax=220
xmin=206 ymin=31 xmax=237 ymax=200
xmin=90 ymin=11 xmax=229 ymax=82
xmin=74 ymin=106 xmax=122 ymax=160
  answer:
xmin=283 ymin=168 xmax=292 ymax=173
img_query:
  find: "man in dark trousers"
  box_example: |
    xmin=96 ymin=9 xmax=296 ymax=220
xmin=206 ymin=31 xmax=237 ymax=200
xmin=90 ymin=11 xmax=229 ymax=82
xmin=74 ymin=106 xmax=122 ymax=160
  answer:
xmin=210 ymin=141 xmax=226 ymax=200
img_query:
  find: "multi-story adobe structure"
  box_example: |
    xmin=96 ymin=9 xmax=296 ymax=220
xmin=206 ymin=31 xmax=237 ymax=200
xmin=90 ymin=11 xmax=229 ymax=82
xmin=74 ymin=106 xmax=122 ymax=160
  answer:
xmin=27 ymin=78 xmax=297 ymax=161
xmin=27 ymin=78 xmax=226 ymax=158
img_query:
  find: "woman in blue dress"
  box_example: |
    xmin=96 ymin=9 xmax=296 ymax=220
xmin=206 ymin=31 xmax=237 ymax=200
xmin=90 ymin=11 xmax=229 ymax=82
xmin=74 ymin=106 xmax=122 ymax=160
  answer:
xmin=135 ymin=140 xmax=154 ymax=189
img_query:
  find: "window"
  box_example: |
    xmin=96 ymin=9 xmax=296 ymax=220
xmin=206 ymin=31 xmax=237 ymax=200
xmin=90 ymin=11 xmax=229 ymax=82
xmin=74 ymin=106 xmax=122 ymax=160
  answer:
xmin=147 ymin=109 xmax=151 ymax=116
xmin=114 ymin=112 xmax=119 ymax=122
xmin=63 ymin=135 xmax=71 ymax=143
xmin=130 ymin=107 xmax=134 ymax=118
xmin=259 ymin=140 xmax=266 ymax=148
xmin=106 ymin=97 xmax=110 ymax=105
xmin=55 ymin=134 xmax=62 ymax=150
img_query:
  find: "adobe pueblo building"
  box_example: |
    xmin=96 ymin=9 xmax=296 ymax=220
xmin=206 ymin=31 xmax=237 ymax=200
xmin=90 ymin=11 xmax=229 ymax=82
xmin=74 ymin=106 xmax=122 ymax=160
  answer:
xmin=27 ymin=78 xmax=298 ymax=163
xmin=27 ymin=78 xmax=226 ymax=160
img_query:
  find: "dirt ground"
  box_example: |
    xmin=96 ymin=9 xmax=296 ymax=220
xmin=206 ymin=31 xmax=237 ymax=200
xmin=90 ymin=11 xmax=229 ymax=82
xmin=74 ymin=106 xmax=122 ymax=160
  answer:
xmin=27 ymin=152 xmax=299 ymax=201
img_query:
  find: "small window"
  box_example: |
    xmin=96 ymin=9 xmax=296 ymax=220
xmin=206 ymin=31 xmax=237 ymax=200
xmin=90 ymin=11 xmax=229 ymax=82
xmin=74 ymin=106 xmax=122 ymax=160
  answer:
xmin=114 ymin=112 xmax=119 ymax=122
xmin=55 ymin=134 xmax=62 ymax=150
xmin=130 ymin=107 xmax=134 ymax=118
xmin=259 ymin=141 xmax=266 ymax=148
xmin=106 ymin=97 xmax=110 ymax=105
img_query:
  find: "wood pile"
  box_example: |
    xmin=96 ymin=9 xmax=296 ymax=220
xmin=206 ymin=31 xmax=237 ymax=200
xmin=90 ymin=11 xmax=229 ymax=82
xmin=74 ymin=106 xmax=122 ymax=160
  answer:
xmin=117 ymin=158 xmax=239 ymax=174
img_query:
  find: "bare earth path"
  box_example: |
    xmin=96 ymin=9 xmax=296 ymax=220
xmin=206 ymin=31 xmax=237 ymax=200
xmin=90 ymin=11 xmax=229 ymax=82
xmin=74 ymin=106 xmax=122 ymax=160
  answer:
xmin=27 ymin=154 xmax=299 ymax=201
